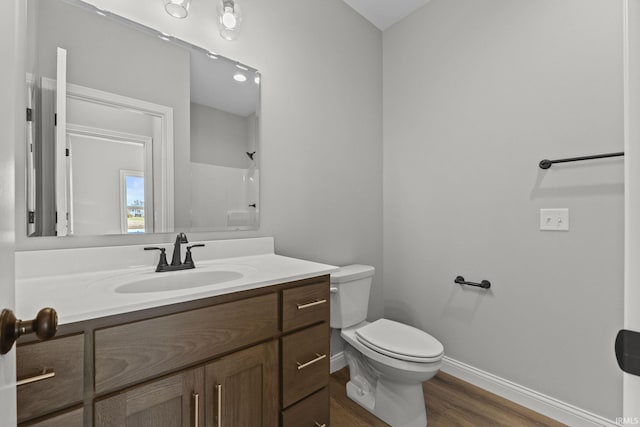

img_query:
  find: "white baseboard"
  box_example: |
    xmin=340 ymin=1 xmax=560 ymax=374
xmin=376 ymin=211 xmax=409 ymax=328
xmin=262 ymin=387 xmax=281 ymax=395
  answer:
xmin=331 ymin=351 xmax=347 ymax=374
xmin=441 ymin=356 xmax=620 ymax=427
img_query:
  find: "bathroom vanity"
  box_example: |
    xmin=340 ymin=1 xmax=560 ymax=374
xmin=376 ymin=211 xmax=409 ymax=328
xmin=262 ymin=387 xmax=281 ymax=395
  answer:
xmin=14 ymin=238 xmax=335 ymax=426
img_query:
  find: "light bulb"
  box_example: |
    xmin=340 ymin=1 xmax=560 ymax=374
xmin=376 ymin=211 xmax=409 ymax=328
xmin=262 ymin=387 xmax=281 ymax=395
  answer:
xmin=217 ymin=0 xmax=242 ymax=40
xmin=222 ymin=8 xmax=237 ymax=29
xmin=164 ymin=0 xmax=190 ymax=19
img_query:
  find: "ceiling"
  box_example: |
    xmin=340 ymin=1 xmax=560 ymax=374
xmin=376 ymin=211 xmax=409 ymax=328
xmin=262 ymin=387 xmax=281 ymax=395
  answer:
xmin=341 ymin=0 xmax=431 ymax=31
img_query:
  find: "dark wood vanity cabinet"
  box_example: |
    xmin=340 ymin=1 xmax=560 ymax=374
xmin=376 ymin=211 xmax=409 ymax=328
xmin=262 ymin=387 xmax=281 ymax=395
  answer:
xmin=20 ymin=408 xmax=84 ymax=427
xmin=16 ymin=275 xmax=330 ymax=427
xmin=16 ymin=334 xmax=84 ymax=425
xmin=204 ymin=341 xmax=279 ymax=427
xmin=94 ymin=367 xmax=205 ymax=427
xmin=280 ymin=280 xmax=330 ymax=427
xmin=94 ymin=340 xmax=279 ymax=427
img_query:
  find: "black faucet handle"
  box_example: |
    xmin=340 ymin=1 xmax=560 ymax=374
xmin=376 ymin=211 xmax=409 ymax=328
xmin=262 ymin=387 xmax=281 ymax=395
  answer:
xmin=144 ymin=247 xmax=169 ymax=271
xmin=144 ymin=246 xmax=166 ymax=253
xmin=184 ymin=244 xmax=205 ymax=267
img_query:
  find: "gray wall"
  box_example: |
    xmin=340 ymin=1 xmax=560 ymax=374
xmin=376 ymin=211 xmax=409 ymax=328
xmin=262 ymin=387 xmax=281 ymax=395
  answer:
xmin=383 ymin=0 xmax=623 ymax=419
xmin=15 ymin=0 xmax=384 ymax=320
xmin=190 ymin=103 xmax=249 ymax=168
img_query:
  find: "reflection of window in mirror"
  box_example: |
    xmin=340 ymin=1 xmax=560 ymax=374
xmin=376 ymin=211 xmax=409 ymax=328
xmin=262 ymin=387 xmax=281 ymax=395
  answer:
xmin=120 ymin=171 xmax=145 ymax=234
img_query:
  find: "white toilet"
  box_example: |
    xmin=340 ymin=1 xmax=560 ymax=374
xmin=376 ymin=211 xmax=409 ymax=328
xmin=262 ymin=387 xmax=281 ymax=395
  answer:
xmin=331 ymin=265 xmax=443 ymax=427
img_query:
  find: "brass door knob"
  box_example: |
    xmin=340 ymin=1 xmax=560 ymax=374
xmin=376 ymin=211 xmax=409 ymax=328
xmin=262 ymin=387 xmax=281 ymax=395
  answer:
xmin=0 ymin=308 xmax=58 ymax=355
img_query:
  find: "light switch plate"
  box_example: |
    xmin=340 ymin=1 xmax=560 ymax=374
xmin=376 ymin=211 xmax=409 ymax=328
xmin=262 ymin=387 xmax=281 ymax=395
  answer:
xmin=539 ymin=208 xmax=569 ymax=231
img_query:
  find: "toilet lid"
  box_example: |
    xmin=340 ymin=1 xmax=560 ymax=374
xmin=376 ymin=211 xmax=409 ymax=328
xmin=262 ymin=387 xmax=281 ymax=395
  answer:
xmin=355 ymin=319 xmax=444 ymax=363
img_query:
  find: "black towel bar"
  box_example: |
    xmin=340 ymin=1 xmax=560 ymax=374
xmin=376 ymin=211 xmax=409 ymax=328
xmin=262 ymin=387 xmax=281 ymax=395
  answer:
xmin=454 ymin=276 xmax=491 ymax=289
xmin=539 ymin=152 xmax=624 ymax=169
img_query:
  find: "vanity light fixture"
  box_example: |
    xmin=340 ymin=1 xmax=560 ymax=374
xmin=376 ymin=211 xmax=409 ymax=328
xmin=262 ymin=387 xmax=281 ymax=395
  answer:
xmin=233 ymin=73 xmax=247 ymax=82
xmin=163 ymin=0 xmax=191 ymax=19
xmin=217 ymin=0 xmax=242 ymax=41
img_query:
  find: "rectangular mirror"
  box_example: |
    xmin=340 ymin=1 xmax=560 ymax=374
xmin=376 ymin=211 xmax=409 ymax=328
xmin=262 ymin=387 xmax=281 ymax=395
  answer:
xmin=25 ymin=0 xmax=260 ymax=237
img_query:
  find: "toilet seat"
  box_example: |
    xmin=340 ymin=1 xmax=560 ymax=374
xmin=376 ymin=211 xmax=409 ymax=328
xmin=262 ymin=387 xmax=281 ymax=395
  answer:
xmin=355 ymin=319 xmax=444 ymax=363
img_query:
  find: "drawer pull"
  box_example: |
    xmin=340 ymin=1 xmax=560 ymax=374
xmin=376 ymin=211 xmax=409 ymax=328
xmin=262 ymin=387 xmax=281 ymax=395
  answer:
xmin=192 ymin=393 xmax=200 ymax=427
xmin=296 ymin=299 xmax=327 ymax=310
xmin=296 ymin=353 xmax=327 ymax=370
xmin=314 ymin=422 xmax=327 ymax=427
xmin=16 ymin=368 xmax=55 ymax=386
xmin=215 ymin=384 xmax=222 ymax=427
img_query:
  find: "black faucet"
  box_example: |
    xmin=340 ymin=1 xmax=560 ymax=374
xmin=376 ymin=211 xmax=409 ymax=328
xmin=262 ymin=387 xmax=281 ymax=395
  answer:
xmin=171 ymin=232 xmax=189 ymax=266
xmin=144 ymin=233 xmax=205 ymax=272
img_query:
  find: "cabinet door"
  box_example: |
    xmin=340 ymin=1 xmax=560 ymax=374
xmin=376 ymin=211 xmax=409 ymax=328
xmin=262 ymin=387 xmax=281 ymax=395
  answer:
xmin=205 ymin=341 xmax=278 ymax=427
xmin=95 ymin=367 xmax=204 ymax=427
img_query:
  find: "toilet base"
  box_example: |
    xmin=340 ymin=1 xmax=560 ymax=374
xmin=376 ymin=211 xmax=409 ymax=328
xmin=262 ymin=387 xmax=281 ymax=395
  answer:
xmin=346 ymin=377 xmax=428 ymax=427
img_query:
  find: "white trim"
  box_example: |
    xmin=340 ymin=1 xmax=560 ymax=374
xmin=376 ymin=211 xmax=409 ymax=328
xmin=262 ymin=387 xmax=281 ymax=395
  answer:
xmin=25 ymin=74 xmax=35 ymax=236
xmin=55 ymin=48 xmax=68 ymax=236
xmin=441 ymin=357 xmax=620 ymax=427
xmin=330 ymin=351 xmax=348 ymax=374
xmin=66 ymin=123 xmax=153 ymax=146
xmin=623 ymin=0 xmax=640 ymax=418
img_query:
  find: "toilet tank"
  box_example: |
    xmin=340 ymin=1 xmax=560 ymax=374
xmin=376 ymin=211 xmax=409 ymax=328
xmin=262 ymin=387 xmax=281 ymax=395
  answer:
xmin=330 ymin=265 xmax=375 ymax=329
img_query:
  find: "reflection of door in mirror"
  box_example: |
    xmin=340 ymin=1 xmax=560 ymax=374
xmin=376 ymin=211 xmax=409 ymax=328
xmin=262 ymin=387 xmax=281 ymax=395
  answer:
xmin=34 ymin=78 xmax=174 ymax=236
xmin=66 ymin=124 xmax=153 ymax=236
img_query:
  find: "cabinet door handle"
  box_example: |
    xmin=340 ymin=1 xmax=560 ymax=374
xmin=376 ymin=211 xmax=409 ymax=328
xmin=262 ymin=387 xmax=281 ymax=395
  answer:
xmin=296 ymin=299 xmax=327 ymax=310
xmin=16 ymin=368 xmax=55 ymax=386
xmin=192 ymin=393 xmax=200 ymax=427
xmin=314 ymin=422 xmax=327 ymax=427
xmin=296 ymin=353 xmax=327 ymax=370
xmin=215 ymin=384 xmax=222 ymax=427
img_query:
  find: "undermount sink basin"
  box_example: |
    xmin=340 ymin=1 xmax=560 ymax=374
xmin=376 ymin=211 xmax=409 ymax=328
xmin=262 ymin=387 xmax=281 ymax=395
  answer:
xmin=115 ymin=270 xmax=244 ymax=294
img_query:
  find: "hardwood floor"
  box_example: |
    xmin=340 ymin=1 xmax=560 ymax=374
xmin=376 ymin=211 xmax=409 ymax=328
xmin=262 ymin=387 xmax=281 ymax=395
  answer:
xmin=329 ymin=368 xmax=567 ymax=427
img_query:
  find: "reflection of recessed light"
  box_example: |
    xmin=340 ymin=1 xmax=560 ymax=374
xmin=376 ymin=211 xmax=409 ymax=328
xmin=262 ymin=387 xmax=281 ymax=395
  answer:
xmin=235 ymin=64 xmax=248 ymax=71
xmin=159 ymin=32 xmax=171 ymax=41
xmin=96 ymin=9 xmax=107 ymax=16
xmin=254 ymin=75 xmax=260 ymax=84
xmin=207 ymin=51 xmax=218 ymax=59
xmin=233 ymin=73 xmax=247 ymax=82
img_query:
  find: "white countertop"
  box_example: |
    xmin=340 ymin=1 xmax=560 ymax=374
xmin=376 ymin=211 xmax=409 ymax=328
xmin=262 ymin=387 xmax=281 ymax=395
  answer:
xmin=15 ymin=238 xmax=338 ymax=325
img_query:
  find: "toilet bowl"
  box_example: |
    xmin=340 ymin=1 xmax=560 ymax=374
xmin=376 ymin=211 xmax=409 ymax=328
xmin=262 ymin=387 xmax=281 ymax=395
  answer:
xmin=331 ymin=265 xmax=444 ymax=427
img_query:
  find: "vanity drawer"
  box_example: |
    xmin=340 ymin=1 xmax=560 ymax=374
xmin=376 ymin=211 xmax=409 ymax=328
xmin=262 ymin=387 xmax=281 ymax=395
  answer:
xmin=281 ymin=322 xmax=329 ymax=408
xmin=17 ymin=334 xmax=84 ymax=423
xmin=20 ymin=407 xmax=84 ymax=427
xmin=282 ymin=280 xmax=329 ymax=332
xmin=95 ymin=292 xmax=278 ymax=394
xmin=281 ymin=387 xmax=329 ymax=427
